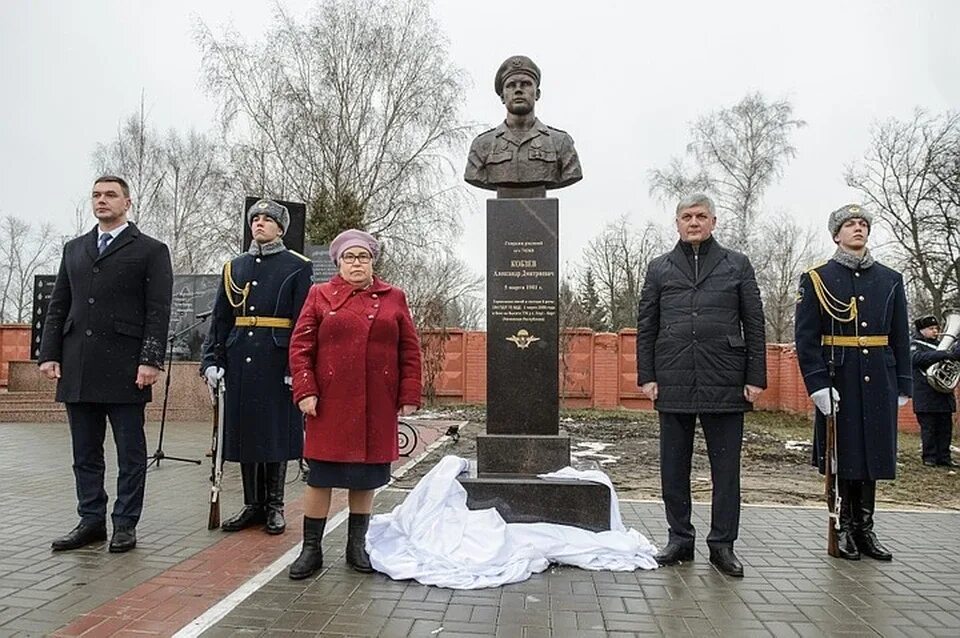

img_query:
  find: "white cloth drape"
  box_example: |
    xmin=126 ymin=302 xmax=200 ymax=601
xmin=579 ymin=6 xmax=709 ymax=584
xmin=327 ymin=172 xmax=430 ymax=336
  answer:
xmin=367 ymin=455 xmax=658 ymax=589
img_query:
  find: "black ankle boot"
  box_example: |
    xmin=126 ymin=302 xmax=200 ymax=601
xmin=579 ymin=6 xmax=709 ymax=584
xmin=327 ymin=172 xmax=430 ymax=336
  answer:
xmin=346 ymin=513 xmax=374 ymax=573
xmin=289 ymin=516 xmax=326 ymax=580
xmin=264 ymin=462 xmax=287 ymax=535
xmin=222 ymin=463 xmax=266 ymax=532
xmin=854 ymin=480 xmax=893 ymax=561
xmin=836 ymin=479 xmax=860 ymax=560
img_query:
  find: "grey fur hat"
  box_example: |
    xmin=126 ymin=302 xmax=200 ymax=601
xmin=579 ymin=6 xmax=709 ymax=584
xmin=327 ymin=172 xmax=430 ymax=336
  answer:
xmin=828 ymin=204 xmax=872 ymax=236
xmin=246 ymin=198 xmax=289 ymax=231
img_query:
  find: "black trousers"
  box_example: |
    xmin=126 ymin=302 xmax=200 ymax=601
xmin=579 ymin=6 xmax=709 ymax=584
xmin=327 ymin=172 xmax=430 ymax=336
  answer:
xmin=659 ymin=412 xmax=743 ymax=547
xmin=65 ymin=402 xmax=147 ymax=528
xmin=917 ymin=412 xmax=954 ymax=464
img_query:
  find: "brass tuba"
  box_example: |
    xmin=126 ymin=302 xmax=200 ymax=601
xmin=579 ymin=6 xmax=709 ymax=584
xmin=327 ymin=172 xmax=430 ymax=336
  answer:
xmin=924 ymin=311 xmax=960 ymax=393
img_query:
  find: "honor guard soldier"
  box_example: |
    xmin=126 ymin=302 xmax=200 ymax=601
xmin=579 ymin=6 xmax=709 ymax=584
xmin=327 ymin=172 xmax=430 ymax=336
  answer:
xmin=464 ymin=55 xmax=582 ymax=194
xmin=911 ymin=314 xmax=960 ymax=467
xmin=201 ymin=199 xmax=312 ymax=535
xmin=795 ymin=204 xmax=912 ymax=561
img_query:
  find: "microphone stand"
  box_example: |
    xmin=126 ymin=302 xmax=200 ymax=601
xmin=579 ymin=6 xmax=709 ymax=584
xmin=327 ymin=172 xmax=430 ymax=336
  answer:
xmin=147 ymin=315 xmax=210 ymax=468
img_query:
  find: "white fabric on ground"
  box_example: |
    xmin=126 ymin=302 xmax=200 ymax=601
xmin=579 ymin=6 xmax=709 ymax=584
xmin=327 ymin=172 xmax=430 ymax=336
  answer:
xmin=367 ymin=455 xmax=658 ymax=589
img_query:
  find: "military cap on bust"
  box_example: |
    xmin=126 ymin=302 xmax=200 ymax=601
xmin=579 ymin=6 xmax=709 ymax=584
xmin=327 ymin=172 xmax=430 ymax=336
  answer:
xmin=494 ymin=55 xmax=541 ymax=95
xmin=828 ymin=203 xmax=873 ymax=236
xmin=246 ymin=198 xmax=290 ymax=231
xmin=915 ymin=315 xmax=939 ymax=332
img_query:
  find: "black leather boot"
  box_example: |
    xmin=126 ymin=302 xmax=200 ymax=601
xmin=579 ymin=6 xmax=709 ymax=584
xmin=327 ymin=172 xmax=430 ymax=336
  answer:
xmin=221 ymin=463 xmax=266 ymax=532
xmin=836 ymin=479 xmax=860 ymax=560
xmin=346 ymin=513 xmax=374 ymax=573
xmin=288 ymin=516 xmax=326 ymax=580
xmin=708 ymin=545 xmax=744 ymax=578
xmin=854 ymin=480 xmax=893 ymax=561
xmin=265 ymin=462 xmax=287 ymax=535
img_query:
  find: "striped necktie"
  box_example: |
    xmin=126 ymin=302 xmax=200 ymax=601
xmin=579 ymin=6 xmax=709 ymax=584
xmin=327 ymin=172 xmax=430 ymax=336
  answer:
xmin=98 ymin=233 xmax=111 ymax=255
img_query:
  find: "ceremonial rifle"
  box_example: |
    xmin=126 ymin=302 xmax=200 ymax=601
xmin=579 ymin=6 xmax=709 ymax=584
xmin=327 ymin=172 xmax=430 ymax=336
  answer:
xmin=824 ymin=360 xmax=840 ymax=557
xmin=208 ymin=379 xmax=225 ymax=530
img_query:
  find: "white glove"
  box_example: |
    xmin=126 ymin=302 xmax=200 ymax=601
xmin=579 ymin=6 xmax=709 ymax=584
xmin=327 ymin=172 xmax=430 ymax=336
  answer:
xmin=811 ymin=387 xmax=840 ymax=415
xmin=897 ymin=395 xmax=909 ymax=407
xmin=204 ymin=366 xmax=225 ymax=389
xmin=283 ymin=376 xmax=292 ymax=387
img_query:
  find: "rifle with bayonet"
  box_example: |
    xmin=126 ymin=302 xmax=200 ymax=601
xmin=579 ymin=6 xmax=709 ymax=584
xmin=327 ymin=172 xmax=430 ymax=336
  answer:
xmin=208 ymin=379 xmax=225 ymax=530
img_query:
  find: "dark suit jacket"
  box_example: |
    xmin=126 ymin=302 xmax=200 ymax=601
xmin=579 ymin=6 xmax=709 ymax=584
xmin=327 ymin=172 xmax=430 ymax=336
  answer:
xmin=38 ymin=223 xmax=173 ymax=404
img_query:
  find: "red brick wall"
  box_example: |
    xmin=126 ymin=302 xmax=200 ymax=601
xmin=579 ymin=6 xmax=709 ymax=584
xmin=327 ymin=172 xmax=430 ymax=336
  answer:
xmin=419 ymin=328 xmax=956 ymax=433
xmin=0 ymin=324 xmax=31 ymax=387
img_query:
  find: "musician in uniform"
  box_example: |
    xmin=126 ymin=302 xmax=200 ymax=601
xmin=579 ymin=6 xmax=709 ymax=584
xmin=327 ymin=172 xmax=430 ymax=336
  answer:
xmin=911 ymin=315 xmax=960 ymax=467
xmin=464 ymin=55 xmax=582 ymax=193
xmin=200 ymin=199 xmax=312 ymax=535
xmin=795 ymin=204 xmax=912 ymax=561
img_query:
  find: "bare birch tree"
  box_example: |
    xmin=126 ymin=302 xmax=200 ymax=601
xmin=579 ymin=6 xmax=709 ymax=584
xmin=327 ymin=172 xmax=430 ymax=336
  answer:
xmin=650 ymin=92 xmax=805 ymax=253
xmin=846 ymin=110 xmax=960 ymax=317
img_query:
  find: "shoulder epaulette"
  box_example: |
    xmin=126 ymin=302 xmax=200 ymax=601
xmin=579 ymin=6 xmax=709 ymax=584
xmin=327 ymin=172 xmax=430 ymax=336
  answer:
xmin=804 ymin=260 xmax=828 ymax=274
xmin=288 ymin=249 xmax=311 ymax=262
xmin=546 ymin=125 xmax=569 ymax=134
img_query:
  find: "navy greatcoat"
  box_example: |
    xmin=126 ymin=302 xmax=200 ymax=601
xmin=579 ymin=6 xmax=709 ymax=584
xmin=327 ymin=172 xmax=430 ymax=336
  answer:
xmin=910 ymin=332 xmax=958 ymax=413
xmin=795 ymin=258 xmax=912 ymax=480
xmin=201 ymin=249 xmax=312 ymax=463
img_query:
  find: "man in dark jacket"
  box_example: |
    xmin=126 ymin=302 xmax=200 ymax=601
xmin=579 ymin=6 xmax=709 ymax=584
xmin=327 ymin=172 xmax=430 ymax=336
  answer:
xmin=636 ymin=193 xmax=766 ymax=578
xmin=795 ymin=204 xmax=912 ymax=562
xmin=39 ymin=175 xmax=173 ymax=553
xmin=911 ymin=315 xmax=959 ymax=467
xmin=200 ymin=199 xmax=312 ymax=535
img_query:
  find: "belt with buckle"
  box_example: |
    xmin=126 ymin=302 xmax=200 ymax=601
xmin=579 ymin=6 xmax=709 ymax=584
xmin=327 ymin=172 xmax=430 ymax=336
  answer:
xmin=234 ymin=316 xmax=293 ymax=329
xmin=821 ymin=335 xmax=888 ymax=347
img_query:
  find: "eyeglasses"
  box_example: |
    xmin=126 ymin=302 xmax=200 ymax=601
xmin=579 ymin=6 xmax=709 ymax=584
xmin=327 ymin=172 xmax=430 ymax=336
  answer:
xmin=340 ymin=253 xmax=373 ymax=264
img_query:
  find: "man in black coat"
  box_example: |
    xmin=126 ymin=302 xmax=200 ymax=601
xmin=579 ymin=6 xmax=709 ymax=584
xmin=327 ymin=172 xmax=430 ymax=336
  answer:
xmin=636 ymin=193 xmax=766 ymax=578
xmin=39 ymin=175 xmax=173 ymax=553
xmin=911 ymin=315 xmax=959 ymax=467
xmin=200 ymin=199 xmax=312 ymax=535
xmin=795 ymin=204 xmax=912 ymax=562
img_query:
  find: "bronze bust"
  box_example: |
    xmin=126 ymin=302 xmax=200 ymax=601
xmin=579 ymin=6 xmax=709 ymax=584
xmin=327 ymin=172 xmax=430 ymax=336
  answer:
xmin=464 ymin=55 xmax=582 ymax=198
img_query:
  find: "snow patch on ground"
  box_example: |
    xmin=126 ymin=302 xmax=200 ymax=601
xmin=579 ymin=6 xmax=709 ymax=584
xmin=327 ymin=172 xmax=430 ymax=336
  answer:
xmin=571 ymin=441 xmax=620 ymax=465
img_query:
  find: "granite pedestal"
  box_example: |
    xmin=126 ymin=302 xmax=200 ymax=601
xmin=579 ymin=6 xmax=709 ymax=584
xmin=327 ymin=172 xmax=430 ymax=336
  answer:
xmin=459 ymin=198 xmax=610 ymax=531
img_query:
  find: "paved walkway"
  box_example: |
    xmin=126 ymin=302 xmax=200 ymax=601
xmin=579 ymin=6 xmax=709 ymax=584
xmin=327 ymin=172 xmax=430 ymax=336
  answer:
xmin=2 ymin=420 xmax=960 ymax=637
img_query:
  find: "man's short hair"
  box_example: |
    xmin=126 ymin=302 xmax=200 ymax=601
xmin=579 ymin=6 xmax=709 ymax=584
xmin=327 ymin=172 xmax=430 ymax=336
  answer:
xmin=94 ymin=175 xmax=130 ymax=198
xmin=676 ymin=193 xmax=716 ymax=217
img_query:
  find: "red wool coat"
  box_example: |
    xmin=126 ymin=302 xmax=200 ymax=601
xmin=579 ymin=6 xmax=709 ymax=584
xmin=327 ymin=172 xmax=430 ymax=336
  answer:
xmin=289 ymin=275 xmax=422 ymax=463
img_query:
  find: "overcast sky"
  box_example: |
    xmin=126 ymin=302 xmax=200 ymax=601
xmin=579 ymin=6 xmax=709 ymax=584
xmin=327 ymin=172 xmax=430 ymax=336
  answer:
xmin=2 ymin=0 xmax=958 ymax=277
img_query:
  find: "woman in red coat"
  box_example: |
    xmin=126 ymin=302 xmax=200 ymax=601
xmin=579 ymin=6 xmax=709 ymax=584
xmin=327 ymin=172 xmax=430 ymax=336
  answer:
xmin=287 ymin=229 xmax=422 ymax=579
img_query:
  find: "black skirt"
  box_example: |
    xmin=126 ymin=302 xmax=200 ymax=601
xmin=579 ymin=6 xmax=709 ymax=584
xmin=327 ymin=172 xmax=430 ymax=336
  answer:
xmin=306 ymin=460 xmax=391 ymax=489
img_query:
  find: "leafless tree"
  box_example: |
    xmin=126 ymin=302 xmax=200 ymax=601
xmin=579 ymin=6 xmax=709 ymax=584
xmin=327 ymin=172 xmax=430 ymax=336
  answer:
xmin=195 ymin=0 xmax=471 ymax=247
xmin=93 ymin=96 xmax=167 ymax=230
xmin=846 ymin=110 xmax=960 ymax=317
xmin=383 ymin=245 xmax=482 ymax=403
xmin=650 ymin=92 xmax=806 ymax=253
xmin=0 ymin=216 xmax=60 ymax=322
xmin=94 ymin=106 xmax=237 ymax=273
xmin=752 ymin=217 xmax=824 ymax=342
xmin=580 ymin=217 xmax=666 ymax=331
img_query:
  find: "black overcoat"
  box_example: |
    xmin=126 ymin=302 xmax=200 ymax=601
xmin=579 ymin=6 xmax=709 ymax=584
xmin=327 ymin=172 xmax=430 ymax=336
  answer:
xmin=795 ymin=258 xmax=912 ymax=480
xmin=38 ymin=223 xmax=173 ymax=404
xmin=200 ymin=248 xmax=312 ymax=463
xmin=910 ymin=333 xmax=957 ymax=413
xmin=636 ymin=238 xmax=767 ymax=413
